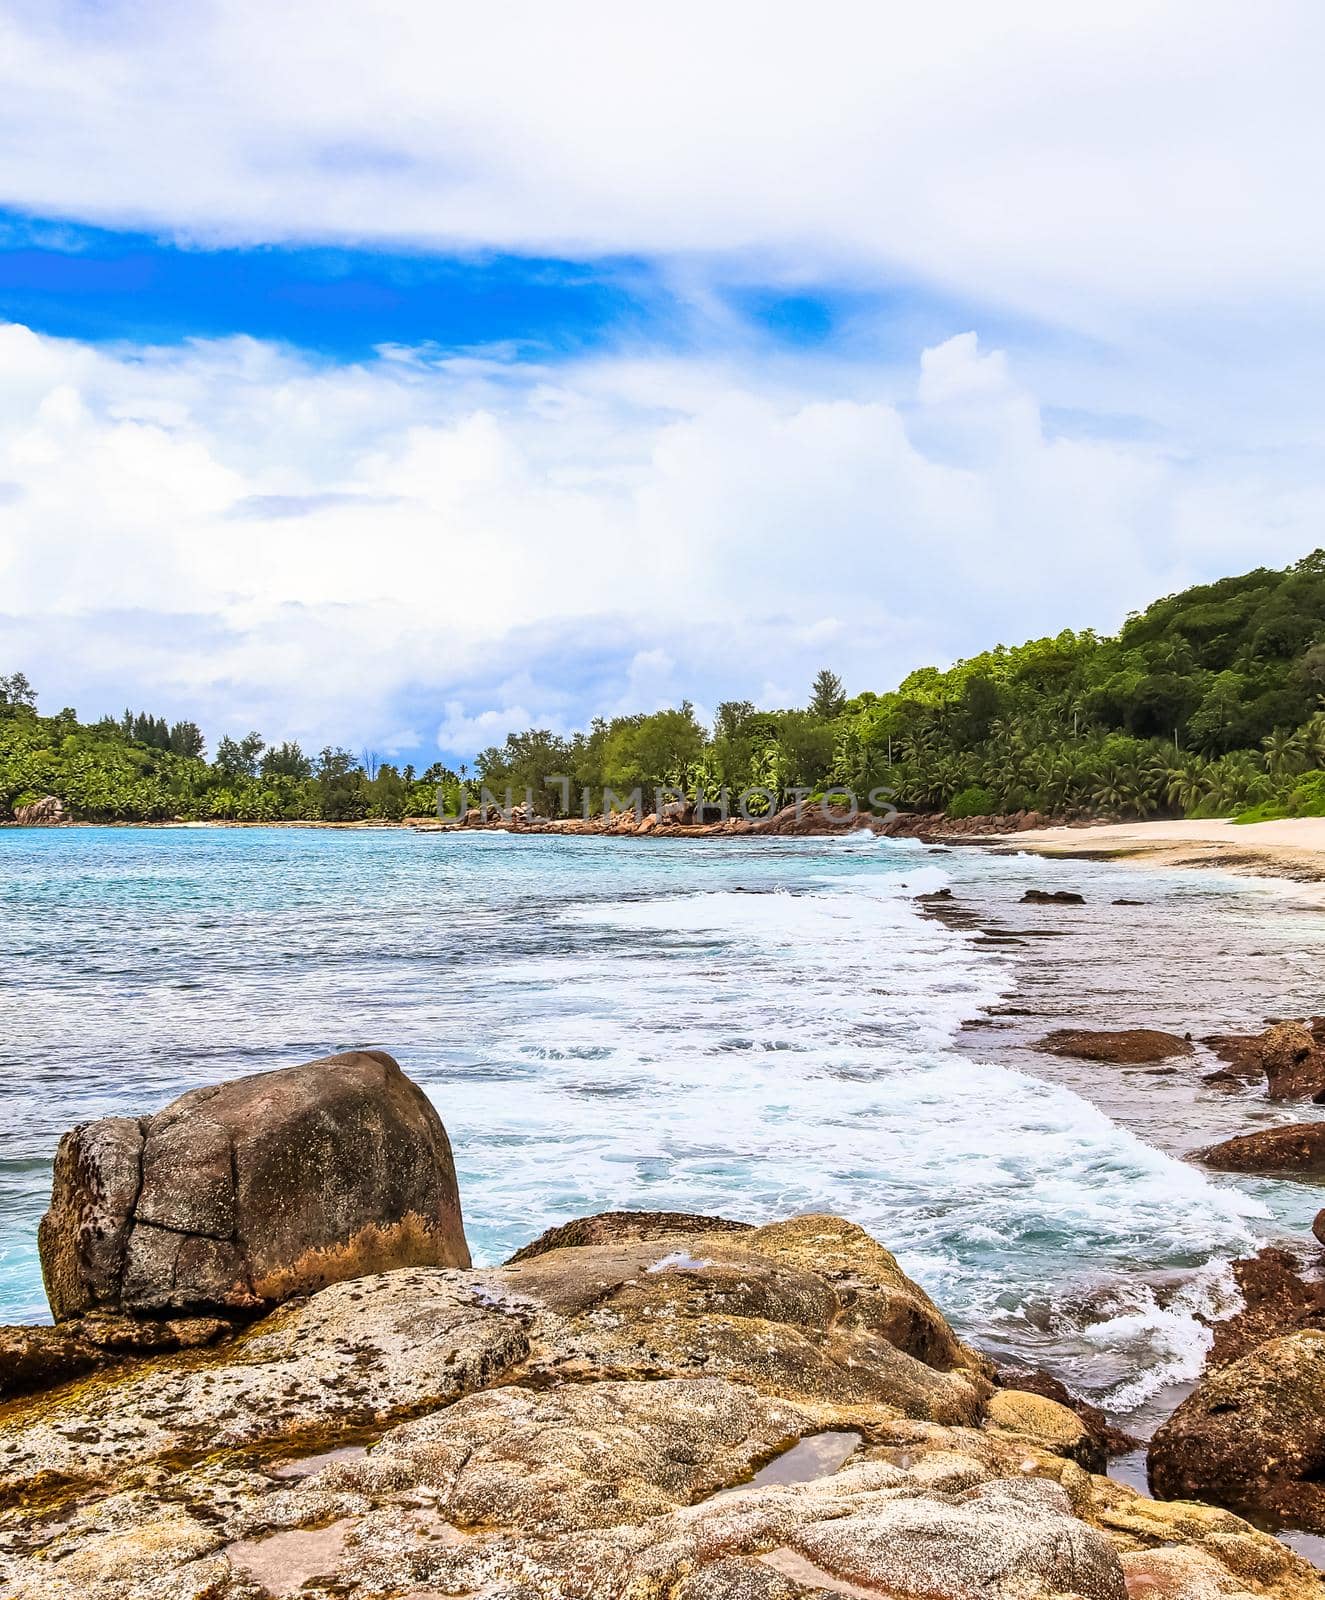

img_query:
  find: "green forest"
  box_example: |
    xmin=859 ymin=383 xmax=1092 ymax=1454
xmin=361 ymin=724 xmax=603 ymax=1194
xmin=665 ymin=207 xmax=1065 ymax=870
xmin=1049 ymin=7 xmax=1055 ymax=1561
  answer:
xmin=5 ymin=550 xmax=1325 ymax=824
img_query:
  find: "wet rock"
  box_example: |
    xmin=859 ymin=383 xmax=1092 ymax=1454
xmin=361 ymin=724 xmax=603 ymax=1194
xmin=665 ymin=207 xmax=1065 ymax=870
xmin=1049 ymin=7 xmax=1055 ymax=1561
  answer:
xmin=1195 ymin=1121 xmax=1325 ymax=1176
xmin=501 ymin=1214 xmax=991 ymax=1421
xmin=0 ymin=1269 xmax=528 ymax=1501
xmin=2 ymin=1210 xmax=1318 ymax=1600
xmin=1263 ymin=1021 xmax=1325 ymax=1101
xmin=992 ymin=1364 xmax=1139 ymax=1460
xmin=1022 ymin=888 xmax=1086 ymax=904
xmin=39 ymin=1050 xmax=469 ymax=1319
xmin=1207 ymin=1248 xmax=1325 ymax=1367
xmin=506 ymin=1208 xmax=752 ymax=1263
xmin=1203 ymin=1020 xmax=1325 ymax=1101
xmin=338 ymin=1377 xmax=812 ymax=1532
xmin=0 ymin=1313 xmax=233 ymax=1400
xmin=1037 ymin=1028 xmax=1195 ymax=1065
xmin=1149 ymin=1328 xmax=1325 ymax=1532
xmin=983 ymin=1388 xmax=1105 ymax=1472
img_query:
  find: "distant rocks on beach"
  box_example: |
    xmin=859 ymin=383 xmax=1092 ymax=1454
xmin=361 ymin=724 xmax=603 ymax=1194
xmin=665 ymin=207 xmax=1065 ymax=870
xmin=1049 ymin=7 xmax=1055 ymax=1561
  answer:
xmin=12 ymin=794 xmax=65 ymax=825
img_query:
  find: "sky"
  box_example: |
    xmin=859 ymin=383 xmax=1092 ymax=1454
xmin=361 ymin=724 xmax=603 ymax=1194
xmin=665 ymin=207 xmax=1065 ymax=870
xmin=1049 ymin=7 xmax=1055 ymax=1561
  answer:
xmin=2 ymin=2 xmax=1324 ymax=766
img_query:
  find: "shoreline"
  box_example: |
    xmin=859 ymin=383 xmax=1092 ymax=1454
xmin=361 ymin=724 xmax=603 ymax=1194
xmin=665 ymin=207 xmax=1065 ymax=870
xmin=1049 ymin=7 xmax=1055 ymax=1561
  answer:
xmin=997 ymin=817 xmax=1325 ymax=905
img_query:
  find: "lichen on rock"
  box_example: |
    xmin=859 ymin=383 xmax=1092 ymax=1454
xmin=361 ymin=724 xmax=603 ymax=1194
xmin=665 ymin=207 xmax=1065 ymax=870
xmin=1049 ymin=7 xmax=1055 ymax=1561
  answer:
xmin=1 ymin=1210 xmax=1319 ymax=1600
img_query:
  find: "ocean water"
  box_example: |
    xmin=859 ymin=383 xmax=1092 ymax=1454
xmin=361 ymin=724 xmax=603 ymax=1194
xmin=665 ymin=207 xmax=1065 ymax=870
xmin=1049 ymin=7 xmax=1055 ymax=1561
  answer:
xmin=3 ymin=824 xmax=1323 ymax=1421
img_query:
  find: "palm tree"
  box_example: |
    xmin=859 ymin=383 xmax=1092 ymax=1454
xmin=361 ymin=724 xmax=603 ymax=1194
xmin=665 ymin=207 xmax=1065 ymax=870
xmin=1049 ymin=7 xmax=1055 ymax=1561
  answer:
xmin=1166 ymin=758 xmax=1210 ymax=816
xmin=1262 ymin=728 xmax=1308 ymax=778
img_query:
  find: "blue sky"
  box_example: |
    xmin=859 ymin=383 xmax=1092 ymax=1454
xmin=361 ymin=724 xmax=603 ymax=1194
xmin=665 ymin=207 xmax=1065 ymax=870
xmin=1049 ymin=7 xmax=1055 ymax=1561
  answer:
xmin=1 ymin=2 xmax=1322 ymax=765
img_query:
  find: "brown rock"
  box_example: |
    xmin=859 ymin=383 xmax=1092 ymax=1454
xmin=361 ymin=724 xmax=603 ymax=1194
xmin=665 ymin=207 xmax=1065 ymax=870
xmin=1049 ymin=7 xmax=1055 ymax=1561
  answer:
xmin=993 ymin=1364 xmax=1140 ymax=1460
xmin=1207 ymin=1248 xmax=1325 ymax=1367
xmin=1195 ymin=1121 xmax=1325 ymax=1176
xmin=1037 ymin=1028 xmax=1194 ymax=1065
xmin=39 ymin=1050 xmax=469 ymax=1319
xmin=506 ymin=1208 xmax=752 ymax=1264
xmin=1148 ymin=1328 xmax=1325 ymax=1531
xmin=1022 ymin=888 xmax=1085 ymax=904
xmin=983 ymin=1388 xmax=1105 ymax=1473
xmin=0 ymin=1314 xmax=232 ymax=1401
xmin=1263 ymin=1021 xmax=1325 ymax=1101
xmin=1202 ymin=1020 xmax=1325 ymax=1101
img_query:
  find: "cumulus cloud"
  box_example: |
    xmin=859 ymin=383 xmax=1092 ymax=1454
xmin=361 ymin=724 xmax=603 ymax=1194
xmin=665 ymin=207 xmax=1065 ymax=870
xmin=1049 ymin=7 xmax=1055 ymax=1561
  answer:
xmin=0 ymin=317 xmax=1317 ymax=759
xmin=1 ymin=2 xmax=1323 ymax=333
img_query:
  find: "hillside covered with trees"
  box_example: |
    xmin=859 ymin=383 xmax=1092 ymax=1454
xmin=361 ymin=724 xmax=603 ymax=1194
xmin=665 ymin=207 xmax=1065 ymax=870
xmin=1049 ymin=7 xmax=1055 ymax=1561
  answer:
xmin=5 ymin=550 xmax=1325 ymax=824
xmin=0 ymin=674 xmax=457 ymax=822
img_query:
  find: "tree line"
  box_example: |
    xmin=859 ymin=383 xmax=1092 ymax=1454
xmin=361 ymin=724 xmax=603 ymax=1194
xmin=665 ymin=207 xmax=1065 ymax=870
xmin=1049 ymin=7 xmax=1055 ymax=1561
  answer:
xmin=5 ymin=551 xmax=1325 ymax=824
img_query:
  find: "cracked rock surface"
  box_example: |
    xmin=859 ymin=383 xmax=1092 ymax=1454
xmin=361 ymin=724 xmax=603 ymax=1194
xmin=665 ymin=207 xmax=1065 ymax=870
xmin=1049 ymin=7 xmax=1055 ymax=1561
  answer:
xmin=1 ymin=1212 xmax=1319 ymax=1600
xmin=37 ymin=1050 xmax=471 ymax=1319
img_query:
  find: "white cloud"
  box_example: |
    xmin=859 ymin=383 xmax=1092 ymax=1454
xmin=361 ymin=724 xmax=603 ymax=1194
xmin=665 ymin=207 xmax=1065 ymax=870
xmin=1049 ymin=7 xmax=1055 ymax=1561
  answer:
xmin=1 ymin=2 xmax=1323 ymax=333
xmin=0 ymin=318 xmax=1318 ymax=756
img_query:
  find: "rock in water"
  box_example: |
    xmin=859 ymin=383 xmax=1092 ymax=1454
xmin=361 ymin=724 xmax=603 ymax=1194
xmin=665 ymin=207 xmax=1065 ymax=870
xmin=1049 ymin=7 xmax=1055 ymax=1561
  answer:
xmin=1263 ymin=1021 xmax=1325 ymax=1101
xmin=1195 ymin=1121 xmax=1325 ymax=1176
xmin=1149 ymin=1328 xmax=1325 ymax=1531
xmin=39 ymin=1049 xmax=470 ymax=1320
xmin=1036 ymin=1028 xmax=1194 ymax=1065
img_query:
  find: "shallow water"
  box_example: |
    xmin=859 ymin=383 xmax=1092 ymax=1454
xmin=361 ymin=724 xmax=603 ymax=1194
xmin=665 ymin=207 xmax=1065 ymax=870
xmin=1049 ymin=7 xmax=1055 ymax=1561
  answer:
xmin=2 ymin=824 xmax=1322 ymax=1423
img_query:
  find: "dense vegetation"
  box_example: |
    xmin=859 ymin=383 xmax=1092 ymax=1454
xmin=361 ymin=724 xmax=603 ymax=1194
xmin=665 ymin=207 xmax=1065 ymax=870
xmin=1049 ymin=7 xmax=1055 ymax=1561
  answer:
xmin=0 ymin=673 xmax=459 ymax=822
xmin=5 ymin=551 xmax=1325 ymax=823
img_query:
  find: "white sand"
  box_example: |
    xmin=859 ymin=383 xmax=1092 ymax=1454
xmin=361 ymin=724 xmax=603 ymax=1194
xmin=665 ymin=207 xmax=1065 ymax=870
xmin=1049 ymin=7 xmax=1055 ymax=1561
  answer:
xmin=1004 ymin=816 xmax=1325 ymax=900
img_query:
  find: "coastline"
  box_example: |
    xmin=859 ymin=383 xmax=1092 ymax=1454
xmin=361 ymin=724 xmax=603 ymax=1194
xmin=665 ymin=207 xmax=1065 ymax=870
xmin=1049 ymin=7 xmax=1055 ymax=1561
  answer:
xmin=998 ymin=817 xmax=1325 ymax=904
xmin=7 ymin=822 xmax=1325 ymax=1575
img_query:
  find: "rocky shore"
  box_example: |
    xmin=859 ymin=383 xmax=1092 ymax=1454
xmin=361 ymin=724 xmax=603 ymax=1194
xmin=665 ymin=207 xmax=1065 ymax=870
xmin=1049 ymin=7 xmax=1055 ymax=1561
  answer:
xmin=4 ymin=1053 xmax=1325 ymax=1599
xmin=411 ymin=800 xmax=1060 ymax=842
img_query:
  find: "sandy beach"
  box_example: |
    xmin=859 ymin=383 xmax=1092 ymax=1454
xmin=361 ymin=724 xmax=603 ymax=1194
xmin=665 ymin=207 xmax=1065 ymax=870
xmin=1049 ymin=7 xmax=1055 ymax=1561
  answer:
xmin=1005 ymin=816 xmax=1325 ymax=899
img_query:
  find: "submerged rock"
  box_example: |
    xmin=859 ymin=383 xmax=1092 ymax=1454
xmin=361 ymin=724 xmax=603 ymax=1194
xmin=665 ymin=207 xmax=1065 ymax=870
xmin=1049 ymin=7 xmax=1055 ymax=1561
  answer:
xmin=1037 ymin=1028 xmax=1194 ymax=1065
xmin=1149 ymin=1329 xmax=1325 ymax=1532
xmin=1022 ymin=888 xmax=1086 ymax=904
xmin=39 ymin=1050 xmax=470 ymax=1320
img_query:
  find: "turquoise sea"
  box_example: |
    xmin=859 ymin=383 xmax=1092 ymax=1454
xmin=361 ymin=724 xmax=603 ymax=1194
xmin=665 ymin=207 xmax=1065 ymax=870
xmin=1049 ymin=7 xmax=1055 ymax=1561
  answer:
xmin=3 ymin=824 xmax=1323 ymax=1421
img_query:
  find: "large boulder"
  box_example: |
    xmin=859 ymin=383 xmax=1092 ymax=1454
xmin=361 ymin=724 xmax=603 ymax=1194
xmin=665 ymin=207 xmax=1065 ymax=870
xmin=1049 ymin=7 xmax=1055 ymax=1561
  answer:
xmin=13 ymin=794 xmax=65 ymax=824
xmin=39 ymin=1050 xmax=469 ymax=1320
xmin=1149 ymin=1329 xmax=1325 ymax=1531
xmin=1203 ymin=1019 xmax=1325 ymax=1099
